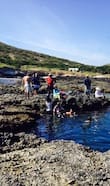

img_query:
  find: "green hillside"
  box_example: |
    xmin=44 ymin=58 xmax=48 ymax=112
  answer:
xmin=0 ymin=41 xmax=110 ymax=74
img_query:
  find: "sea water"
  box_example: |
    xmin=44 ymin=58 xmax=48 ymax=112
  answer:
xmin=34 ymin=107 xmax=110 ymax=152
xmin=0 ymin=77 xmax=21 ymax=85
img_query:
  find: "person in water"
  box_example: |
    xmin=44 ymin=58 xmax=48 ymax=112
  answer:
xmin=45 ymin=94 xmax=52 ymax=113
xmin=84 ymin=116 xmax=92 ymax=123
xmin=66 ymin=109 xmax=77 ymax=117
xmin=53 ymin=101 xmax=65 ymax=118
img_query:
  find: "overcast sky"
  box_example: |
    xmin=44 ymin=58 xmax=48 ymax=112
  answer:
xmin=0 ymin=0 xmax=110 ymax=66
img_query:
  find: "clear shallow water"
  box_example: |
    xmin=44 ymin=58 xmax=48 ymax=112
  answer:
xmin=33 ymin=107 xmax=110 ymax=152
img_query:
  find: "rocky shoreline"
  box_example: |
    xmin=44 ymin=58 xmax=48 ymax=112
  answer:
xmin=0 ymin=77 xmax=110 ymax=185
xmin=0 ymin=133 xmax=110 ymax=186
xmin=0 ymin=80 xmax=110 ymax=131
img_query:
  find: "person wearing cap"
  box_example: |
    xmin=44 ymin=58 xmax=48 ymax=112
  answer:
xmin=95 ymin=87 xmax=104 ymax=98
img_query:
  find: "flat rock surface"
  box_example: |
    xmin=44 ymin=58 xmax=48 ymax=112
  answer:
xmin=0 ymin=135 xmax=110 ymax=186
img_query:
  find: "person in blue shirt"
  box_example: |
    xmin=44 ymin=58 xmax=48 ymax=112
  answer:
xmin=53 ymin=85 xmax=60 ymax=100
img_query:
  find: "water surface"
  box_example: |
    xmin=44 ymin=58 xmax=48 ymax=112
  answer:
xmin=0 ymin=77 xmax=21 ymax=85
xmin=33 ymin=107 xmax=110 ymax=152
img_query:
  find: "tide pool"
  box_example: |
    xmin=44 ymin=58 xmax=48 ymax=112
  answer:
xmin=33 ymin=107 xmax=110 ymax=152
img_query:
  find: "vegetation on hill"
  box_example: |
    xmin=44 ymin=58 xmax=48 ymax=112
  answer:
xmin=0 ymin=41 xmax=110 ymax=74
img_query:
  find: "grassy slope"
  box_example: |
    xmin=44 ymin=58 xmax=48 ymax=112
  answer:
xmin=0 ymin=41 xmax=110 ymax=75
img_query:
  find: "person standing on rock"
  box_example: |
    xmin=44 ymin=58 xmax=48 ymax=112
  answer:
xmin=22 ymin=72 xmax=32 ymax=99
xmin=84 ymin=76 xmax=91 ymax=95
xmin=31 ymin=72 xmax=40 ymax=95
xmin=46 ymin=73 xmax=55 ymax=94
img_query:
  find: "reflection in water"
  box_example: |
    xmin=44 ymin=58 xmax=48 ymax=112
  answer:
xmin=35 ymin=115 xmax=62 ymax=141
xmin=33 ymin=107 xmax=110 ymax=152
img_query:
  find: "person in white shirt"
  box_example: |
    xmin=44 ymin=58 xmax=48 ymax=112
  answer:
xmin=95 ymin=87 xmax=104 ymax=98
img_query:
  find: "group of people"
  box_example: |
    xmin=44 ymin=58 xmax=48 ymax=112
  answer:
xmin=22 ymin=72 xmax=105 ymax=118
xmin=45 ymin=92 xmax=76 ymax=118
xmin=45 ymin=82 xmax=78 ymax=118
xmin=22 ymin=72 xmax=55 ymax=99
xmin=22 ymin=72 xmax=76 ymax=117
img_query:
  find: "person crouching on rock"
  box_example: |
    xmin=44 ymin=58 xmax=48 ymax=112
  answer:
xmin=95 ymin=87 xmax=104 ymax=99
xmin=53 ymin=101 xmax=65 ymax=118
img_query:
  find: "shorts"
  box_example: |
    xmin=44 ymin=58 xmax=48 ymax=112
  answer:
xmin=32 ymin=84 xmax=40 ymax=90
xmin=24 ymin=84 xmax=32 ymax=93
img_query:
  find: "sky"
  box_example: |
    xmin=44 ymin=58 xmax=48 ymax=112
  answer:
xmin=0 ymin=0 xmax=110 ymax=66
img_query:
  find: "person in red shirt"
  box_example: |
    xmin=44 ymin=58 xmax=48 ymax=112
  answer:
xmin=46 ymin=74 xmax=54 ymax=94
